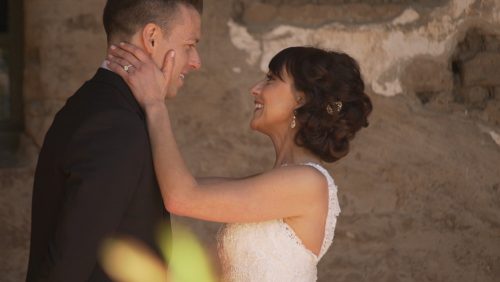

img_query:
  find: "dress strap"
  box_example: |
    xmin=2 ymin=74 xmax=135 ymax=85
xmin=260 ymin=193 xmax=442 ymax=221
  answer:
xmin=302 ymin=162 xmax=341 ymax=259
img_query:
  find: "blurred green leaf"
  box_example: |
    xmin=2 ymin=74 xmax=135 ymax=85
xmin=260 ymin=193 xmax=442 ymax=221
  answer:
xmin=100 ymin=237 xmax=169 ymax=282
xmin=100 ymin=223 xmax=217 ymax=282
xmin=159 ymin=224 xmax=217 ymax=282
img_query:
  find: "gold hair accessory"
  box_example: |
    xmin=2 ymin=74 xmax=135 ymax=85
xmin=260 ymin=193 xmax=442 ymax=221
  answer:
xmin=326 ymin=101 xmax=342 ymax=115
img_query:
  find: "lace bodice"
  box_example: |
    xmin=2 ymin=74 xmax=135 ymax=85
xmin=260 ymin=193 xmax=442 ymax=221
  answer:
xmin=217 ymin=163 xmax=341 ymax=282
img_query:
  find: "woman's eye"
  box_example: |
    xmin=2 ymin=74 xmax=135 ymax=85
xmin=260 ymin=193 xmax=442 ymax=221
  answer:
xmin=265 ymin=74 xmax=273 ymax=81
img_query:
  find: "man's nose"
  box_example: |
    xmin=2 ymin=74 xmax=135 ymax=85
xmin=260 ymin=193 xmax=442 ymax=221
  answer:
xmin=189 ymin=49 xmax=202 ymax=70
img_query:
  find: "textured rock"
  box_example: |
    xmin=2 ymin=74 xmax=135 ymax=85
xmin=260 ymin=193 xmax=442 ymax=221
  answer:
xmin=402 ymin=58 xmax=454 ymax=93
xmin=23 ymin=0 xmax=107 ymax=146
xmin=496 ymin=87 xmax=500 ymax=97
xmin=229 ymin=0 xmax=500 ymax=97
xmin=459 ymin=86 xmax=491 ymax=109
xmin=461 ymin=52 xmax=500 ymax=87
xmin=449 ymin=29 xmax=500 ymax=130
xmin=0 ymin=167 xmax=34 ymax=282
xmin=238 ymin=2 xmax=408 ymax=30
xmin=482 ymin=96 xmax=500 ymax=125
xmin=455 ymin=28 xmax=487 ymax=62
xmin=484 ymin=34 xmax=500 ymax=52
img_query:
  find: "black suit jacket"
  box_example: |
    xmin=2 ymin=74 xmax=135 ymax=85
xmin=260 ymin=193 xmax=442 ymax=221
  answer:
xmin=26 ymin=68 xmax=170 ymax=281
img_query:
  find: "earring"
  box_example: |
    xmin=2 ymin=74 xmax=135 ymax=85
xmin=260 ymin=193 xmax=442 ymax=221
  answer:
xmin=291 ymin=113 xmax=296 ymax=129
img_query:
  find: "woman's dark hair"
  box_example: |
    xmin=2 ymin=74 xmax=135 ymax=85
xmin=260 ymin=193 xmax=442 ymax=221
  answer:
xmin=269 ymin=46 xmax=372 ymax=163
xmin=103 ymin=0 xmax=203 ymax=42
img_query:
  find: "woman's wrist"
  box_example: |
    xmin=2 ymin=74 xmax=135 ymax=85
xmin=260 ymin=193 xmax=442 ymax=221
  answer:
xmin=144 ymin=101 xmax=168 ymax=117
xmin=144 ymin=100 xmax=166 ymax=111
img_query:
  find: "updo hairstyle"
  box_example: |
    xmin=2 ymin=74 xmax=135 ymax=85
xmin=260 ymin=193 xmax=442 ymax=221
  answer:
xmin=268 ymin=46 xmax=373 ymax=162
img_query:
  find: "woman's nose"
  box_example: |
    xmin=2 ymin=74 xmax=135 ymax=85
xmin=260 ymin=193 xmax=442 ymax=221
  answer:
xmin=250 ymin=81 xmax=263 ymax=96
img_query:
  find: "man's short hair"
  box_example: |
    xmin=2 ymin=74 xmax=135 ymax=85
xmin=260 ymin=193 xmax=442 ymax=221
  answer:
xmin=103 ymin=0 xmax=203 ymax=41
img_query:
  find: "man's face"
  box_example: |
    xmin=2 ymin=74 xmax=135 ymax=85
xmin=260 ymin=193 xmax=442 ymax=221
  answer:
xmin=151 ymin=5 xmax=202 ymax=98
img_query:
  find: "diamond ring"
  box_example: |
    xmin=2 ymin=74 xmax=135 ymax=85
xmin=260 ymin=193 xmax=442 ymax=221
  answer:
xmin=123 ymin=64 xmax=133 ymax=72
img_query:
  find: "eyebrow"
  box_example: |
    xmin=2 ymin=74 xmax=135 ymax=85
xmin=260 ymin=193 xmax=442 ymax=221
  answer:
xmin=185 ymin=38 xmax=200 ymax=44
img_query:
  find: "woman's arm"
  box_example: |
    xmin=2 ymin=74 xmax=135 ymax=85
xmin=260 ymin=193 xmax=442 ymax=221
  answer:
xmin=197 ymin=177 xmax=247 ymax=185
xmin=143 ymin=103 xmax=327 ymax=223
xmin=106 ymin=44 xmax=328 ymax=223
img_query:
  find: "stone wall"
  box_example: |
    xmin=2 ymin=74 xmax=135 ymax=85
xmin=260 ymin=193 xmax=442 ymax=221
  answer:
xmin=1 ymin=0 xmax=499 ymax=281
xmin=451 ymin=29 xmax=500 ymax=125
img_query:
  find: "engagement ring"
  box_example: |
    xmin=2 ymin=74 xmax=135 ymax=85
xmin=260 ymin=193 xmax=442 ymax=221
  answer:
xmin=123 ymin=64 xmax=133 ymax=72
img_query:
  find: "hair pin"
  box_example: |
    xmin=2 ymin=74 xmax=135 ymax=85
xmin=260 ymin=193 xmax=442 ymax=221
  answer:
xmin=326 ymin=101 xmax=342 ymax=115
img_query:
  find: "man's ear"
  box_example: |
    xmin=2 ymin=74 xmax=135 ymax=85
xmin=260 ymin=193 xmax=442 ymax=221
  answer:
xmin=141 ymin=23 xmax=160 ymax=54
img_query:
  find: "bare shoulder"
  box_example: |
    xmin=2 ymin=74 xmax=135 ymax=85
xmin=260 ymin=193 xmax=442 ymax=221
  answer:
xmin=284 ymin=163 xmax=327 ymax=180
xmin=270 ymin=164 xmax=329 ymax=199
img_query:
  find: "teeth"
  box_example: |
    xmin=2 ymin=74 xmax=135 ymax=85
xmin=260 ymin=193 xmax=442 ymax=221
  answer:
xmin=255 ymin=103 xmax=263 ymax=109
xmin=180 ymin=74 xmax=185 ymax=80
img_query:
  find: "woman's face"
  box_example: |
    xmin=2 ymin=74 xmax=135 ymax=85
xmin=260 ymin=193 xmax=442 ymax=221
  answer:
xmin=250 ymin=70 xmax=301 ymax=135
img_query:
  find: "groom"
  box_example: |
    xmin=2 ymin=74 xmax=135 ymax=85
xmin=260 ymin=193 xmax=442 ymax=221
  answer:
xmin=26 ymin=0 xmax=202 ymax=281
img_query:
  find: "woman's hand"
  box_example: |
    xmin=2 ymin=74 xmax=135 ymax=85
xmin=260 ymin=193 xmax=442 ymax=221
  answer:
xmin=106 ymin=42 xmax=176 ymax=109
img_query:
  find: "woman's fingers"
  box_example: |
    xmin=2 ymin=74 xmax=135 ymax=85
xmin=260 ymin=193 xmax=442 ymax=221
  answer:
xmin=118 ymin=42 xmax=151 ymax=63
xmin=104 ymin=43 xmax=172 ymax=108
xmin=162 ymin=50 xmax=176 ymax=85
xmin=109 ymin=45 xmax=141 ymax=67
xmin=107 ymin=54 xmax=134 ymax=71
xmin=105 ymin=60 xmax=129 ymax=79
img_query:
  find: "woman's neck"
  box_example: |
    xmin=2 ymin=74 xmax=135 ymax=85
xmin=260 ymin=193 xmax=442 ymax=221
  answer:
xmin=269 ymin=129 xmax=321 ymax=168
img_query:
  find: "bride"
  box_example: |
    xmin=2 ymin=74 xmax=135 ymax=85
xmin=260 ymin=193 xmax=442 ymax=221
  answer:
xmin=106 ymin=45 xmax=372 ymax=281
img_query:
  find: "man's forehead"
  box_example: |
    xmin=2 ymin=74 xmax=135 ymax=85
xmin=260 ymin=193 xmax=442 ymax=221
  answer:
xmin=170 ymin=5 xmax=201 ymax=40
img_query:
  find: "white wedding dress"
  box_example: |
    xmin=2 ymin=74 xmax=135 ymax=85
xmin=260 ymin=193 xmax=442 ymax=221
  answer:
xmin=217 ymin=162 xmax=341 ymax=282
